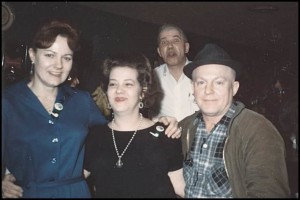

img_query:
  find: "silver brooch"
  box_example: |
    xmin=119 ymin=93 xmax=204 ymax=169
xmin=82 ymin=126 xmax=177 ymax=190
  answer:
xmin=51 ymin=112 xmax=59 ymax=118
xmin=54 ymin=103 xmax=63 ymax=111
xmin=51 ymin=102 xmax=64 ymax=118
xmin=156 ymin=126 xmax=164 ymax=132
xmin=149 ymin=131 xmax=159 ymax=137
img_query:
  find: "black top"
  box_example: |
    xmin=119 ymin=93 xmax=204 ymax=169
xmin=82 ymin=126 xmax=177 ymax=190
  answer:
xmin=84 ymin=122 xmax=183 ymax=198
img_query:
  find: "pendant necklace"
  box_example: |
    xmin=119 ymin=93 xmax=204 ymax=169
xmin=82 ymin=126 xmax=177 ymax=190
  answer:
xmin=111 ymin=113 xmax=143 ymax=168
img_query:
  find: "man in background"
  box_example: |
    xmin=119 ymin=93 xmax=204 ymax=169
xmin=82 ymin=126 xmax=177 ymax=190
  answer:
xmin=154 ymin=24 xmax=198 ymax=121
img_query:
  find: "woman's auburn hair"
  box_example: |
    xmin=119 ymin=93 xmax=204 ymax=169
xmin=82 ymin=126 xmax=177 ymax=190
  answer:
xmin=31 ymin=19 xmax=80 ymax=52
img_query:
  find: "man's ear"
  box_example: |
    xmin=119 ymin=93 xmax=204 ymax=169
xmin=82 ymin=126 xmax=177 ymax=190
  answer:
xmin=157 ymin=47 xmax=162 ymax=57
xmin=233 ymin=81 xmax=240 ymax=96
xmin=185 ymin=42 xmax=190 ymax=54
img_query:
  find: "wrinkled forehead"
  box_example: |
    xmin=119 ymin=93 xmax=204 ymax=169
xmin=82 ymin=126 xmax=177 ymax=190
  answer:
xmin=159 ymin=28 xmax=181 ymax=39
xmin=192 ymin=64 xmax=236 ymax=79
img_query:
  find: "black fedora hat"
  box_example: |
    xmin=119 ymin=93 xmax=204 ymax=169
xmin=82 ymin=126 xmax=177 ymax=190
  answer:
xmin=184 ymin=43 xmax=242 ymax=79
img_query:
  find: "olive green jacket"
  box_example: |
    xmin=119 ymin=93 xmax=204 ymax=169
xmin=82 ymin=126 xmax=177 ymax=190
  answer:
xmin=179 ymin=101 xmax=290 ymax=198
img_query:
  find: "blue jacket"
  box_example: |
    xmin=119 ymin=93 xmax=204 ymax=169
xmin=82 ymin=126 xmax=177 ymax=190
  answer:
xmin=2 ymin=79 xmax=107 ymax=198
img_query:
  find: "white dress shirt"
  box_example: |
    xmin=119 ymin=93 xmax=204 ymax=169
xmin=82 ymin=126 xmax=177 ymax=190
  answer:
xmin=154 ymin=61 xmax=199 ymax=121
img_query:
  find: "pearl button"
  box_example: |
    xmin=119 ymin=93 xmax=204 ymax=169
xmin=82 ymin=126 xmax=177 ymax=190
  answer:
xmin=203 ymin=143 xmax=208 ymax=148
xmin=51 ymin=158 xmax=56 ymax=163
xmin=48 ymin=120 xmax=54 ymax=124
xmin=52 ymin=138 xmax=58 ymax=143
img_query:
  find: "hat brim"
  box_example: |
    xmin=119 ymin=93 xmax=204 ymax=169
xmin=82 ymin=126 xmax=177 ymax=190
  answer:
xmin=184 ymin=59 xmax=242 ymax=80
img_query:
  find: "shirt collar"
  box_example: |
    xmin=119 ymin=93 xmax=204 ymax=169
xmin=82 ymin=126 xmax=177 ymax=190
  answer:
xmin=163 ymin=58 xmax=190 ymax=78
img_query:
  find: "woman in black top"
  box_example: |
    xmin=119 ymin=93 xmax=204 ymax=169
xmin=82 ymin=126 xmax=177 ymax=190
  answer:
xmin=84 ymin=52 xmax=185 ymax=198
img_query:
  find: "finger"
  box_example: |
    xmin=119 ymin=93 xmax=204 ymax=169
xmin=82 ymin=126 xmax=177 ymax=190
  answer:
xmin=170 ymin=126 xmax=182 ymax=139
xmin=171 ymin=129 xmax=180 ymax=138
xmin=3 ymin=190 xmax=22 ymax=198
xmin=4 ymin=192 xmax=23 ymax=198
xmin=3 ymin=185 xmax=23 ymax=198
xmin=11 ymin=184 xmax=23 ymax=194
xmin=165 ymin=125 xmax=177 ymax=138
xmin=164 ymin=124 xmax=171 ymax=137
xmin=7 ymin=174 xmax=16 ymax=182
xmin=3 ymin=174 xmax=22 ymax=192
xmin=167 ymin=121 xmax=179 ymax=137
xmin=159 ymin=117 xmax=169 ymax=125
xmin=2 ymin=174 xmax=23 ymax=198
xmin=166 ymin=118 xmax=177 ymax=129
xmin=176 ymin=127 xmax=182 ymax=138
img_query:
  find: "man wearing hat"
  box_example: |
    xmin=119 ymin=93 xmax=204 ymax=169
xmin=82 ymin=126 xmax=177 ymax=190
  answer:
xmin=179 ymin=43 xmax=290 ymax=197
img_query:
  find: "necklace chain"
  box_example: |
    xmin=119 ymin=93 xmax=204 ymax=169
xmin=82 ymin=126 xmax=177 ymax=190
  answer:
xmin=111 ymin=113 xmax=143 ymax=168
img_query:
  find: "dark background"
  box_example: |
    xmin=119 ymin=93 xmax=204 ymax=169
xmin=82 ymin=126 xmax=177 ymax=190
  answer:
xmin=1 ymin=2 xmax=298 ymax=112
xmin=2 ymin=2 xmax=298 ymax=98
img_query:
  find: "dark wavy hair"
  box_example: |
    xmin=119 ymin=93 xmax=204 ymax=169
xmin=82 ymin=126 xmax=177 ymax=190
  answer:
xmin=31 ymin=19 xmax=80 ymax=52
xmin=102 ymin=52 xmax=163 ymax=116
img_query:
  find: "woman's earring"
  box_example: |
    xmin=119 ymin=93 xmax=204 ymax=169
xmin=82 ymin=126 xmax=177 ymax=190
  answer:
xmin=108 ymin=103 xmax=112 ymax=109
xmin=139 ymin=98 xmax=144 ymax=109
xmin=68 ymin=75 xmax=72 ymax=81
xmin=30 ymin=63 xmax=34 ymax=75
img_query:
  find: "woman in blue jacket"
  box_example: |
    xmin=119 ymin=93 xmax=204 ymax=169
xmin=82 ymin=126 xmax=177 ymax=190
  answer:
xmin=1 ymin=19 xmax=180 ymax=198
